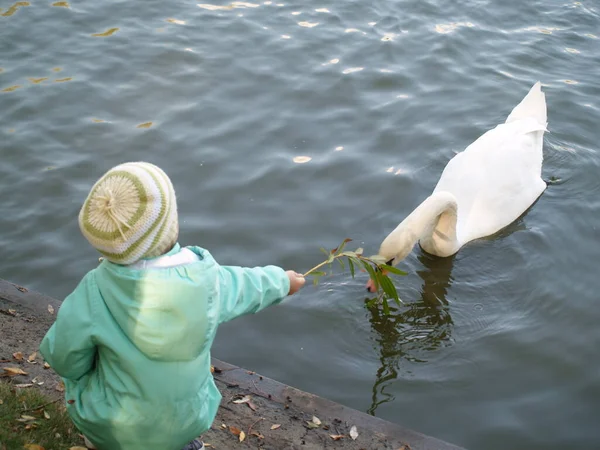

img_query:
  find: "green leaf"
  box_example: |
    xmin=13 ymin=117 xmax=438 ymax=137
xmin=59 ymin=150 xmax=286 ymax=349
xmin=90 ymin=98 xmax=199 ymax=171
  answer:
xmin=348 ymin=258 xmax=355 ymax=279
xmin=309 ymin=271 xmax=327 ymax=276
xmin=379 ymin=273 xmax=400 ymax=304
xmin=336 ymin=238 xmax=352 ymax=254
xmin=368 ymin=255 xmax=388 ymax=265
xmin=382 ymin=298 xmax=390 ymax=315
xmin=381 ymin=264 xmax=408 ymax=276
xmin=365 ymin=298 xmax=379 ymax=308
xmin=362 ymin=262 xmax=379 ymax=291
xmin=312 ymin=276 xmax=321 ymax=286
xmin=337 ymin=258 xmax=345 ymax=270
xmin=319 ymin=247 xmax=330 ymax=257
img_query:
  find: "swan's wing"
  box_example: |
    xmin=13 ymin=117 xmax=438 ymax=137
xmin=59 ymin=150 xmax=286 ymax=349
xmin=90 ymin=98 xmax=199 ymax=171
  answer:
xmin=433 ymin=118 xmax=546 ymax=244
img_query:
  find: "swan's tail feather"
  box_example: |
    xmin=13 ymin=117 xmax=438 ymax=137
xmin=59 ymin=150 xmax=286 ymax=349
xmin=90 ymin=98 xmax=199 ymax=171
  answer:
xmin=505 ymin=81 xmax=547 ymax=127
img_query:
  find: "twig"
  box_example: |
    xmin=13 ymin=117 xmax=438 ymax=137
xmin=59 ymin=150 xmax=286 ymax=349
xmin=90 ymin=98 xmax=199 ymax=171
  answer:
xmin=251 ymin=379 xmax=268 ymax=398
xmin=248 ymin=417 xmax=264 ymax=437
xmin=21 ymin=398 xmax=60 ymax=413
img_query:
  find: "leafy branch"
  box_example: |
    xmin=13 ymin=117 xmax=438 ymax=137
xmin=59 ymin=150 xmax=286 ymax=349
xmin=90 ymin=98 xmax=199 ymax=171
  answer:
xmin=303 ymin=238 xmax=407 ymax=315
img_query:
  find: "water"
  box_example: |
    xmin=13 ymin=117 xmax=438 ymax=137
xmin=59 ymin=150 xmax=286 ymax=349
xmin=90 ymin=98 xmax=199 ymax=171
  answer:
xmin=2 ymin=0 xmax=599 ymax=448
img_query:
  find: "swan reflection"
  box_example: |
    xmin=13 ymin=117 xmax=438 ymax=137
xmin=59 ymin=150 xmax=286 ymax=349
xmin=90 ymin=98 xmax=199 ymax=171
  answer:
xmin=367 ymin=252 xmax=455 ymax=416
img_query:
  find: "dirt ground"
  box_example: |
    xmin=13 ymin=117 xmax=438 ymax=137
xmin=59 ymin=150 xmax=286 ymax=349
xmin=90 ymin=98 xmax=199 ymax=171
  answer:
xmin=1 ymin=279 xmax=461 ymax=450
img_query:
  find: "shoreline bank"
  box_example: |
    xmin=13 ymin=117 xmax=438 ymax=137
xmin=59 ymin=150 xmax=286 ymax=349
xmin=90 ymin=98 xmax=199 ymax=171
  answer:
xmin=0 ymin=278 xmax=464 ymax=450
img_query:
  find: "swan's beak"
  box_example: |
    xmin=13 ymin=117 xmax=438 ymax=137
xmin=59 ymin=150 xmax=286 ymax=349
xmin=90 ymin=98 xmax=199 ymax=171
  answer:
xmin=366 ymin=278 xmax=377 ymax=293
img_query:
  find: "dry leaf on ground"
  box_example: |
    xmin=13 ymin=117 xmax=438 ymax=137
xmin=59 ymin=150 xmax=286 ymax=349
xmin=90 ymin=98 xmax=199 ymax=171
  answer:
xmin=23 ymin=444 xmax=45 ymax=450
xmin=312 ymin=416 xmax=321 ymax=425
xmin=330 ymin=434 xmax=344 ymax=440
xmin=68 ymin=447 xmax=88 ymax=450
xmin=43 ymin=362 xmax=50 ymax=369
xmin=12 ymin=352 xmax=23 ymax=360
xmin=2 ymin=367 xmax=28 ymax=376
xmin=350 ymin=425 xmax=359 ymax=440
xmin=55 ymin=380 xmax=65 ymax=392
xmin=229 ymin=425 xmax=242 ymax=436
xmin=28 ymin=351 xmax=37 ymax=362
xmin=44 ymin=410 xmax=50 ymax=419
xmin=270 ymin=424 xmax=281 ymax=430
xmin=250 ymin=430 xmax=264 ymax=439
xmin=239 ymin=430 xmax=246 ymax=442
xmin=48 ymin=304 xmax=54 ymax=314
xmin=15 ymin=383 xmax=33 ymax=388
xmin=232 ymin=395 xmax=251 ymax=404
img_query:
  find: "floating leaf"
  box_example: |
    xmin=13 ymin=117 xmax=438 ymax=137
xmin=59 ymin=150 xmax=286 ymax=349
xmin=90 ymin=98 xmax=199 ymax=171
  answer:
xmin=91 ymin=27 xmax=119 ymax=37
xmin=270 ymin=424 xmax=281 ymax=430
xmin=350 ymin=425 xmax=359 ymax=440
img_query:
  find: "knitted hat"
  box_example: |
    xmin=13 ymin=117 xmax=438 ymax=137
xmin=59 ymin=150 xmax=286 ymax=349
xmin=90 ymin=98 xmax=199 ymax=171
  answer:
xmin=79 ymin=162 xmax=179 ymax=265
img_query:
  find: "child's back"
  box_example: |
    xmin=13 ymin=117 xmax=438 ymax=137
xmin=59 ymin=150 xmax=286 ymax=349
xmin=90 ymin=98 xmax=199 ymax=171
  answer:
xmin=40 ymin=162 xmax=304 ymax=450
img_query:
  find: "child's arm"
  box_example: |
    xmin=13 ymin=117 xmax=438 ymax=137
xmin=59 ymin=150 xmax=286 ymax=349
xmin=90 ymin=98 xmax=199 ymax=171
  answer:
xmin=39 ymin=280 xmax=97 ymax=381
xmin=217 ymin=265 xmax=304 ymax=323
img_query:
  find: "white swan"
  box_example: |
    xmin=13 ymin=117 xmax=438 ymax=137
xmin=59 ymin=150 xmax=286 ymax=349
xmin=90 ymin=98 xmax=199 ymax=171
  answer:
xmin=368 ymin=82 xmax=547 ymax=290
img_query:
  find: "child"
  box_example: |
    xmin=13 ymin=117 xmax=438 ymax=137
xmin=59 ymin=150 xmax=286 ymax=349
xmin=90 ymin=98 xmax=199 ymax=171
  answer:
xmin=40 ymin=162 xmax=305 ymax=450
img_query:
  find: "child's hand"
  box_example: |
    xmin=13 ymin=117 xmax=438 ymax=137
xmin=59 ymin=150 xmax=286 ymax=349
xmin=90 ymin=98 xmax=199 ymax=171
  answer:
xmin=286 ymin=271 xmax=305 ymax=295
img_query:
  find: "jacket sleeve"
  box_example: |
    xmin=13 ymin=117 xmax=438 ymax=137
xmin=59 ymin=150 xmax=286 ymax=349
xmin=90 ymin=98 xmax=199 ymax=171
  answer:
xmin=217 ymin=265 xmax=290 ymax=324
xmin=39 ymin=278 xmax=97 ymax=381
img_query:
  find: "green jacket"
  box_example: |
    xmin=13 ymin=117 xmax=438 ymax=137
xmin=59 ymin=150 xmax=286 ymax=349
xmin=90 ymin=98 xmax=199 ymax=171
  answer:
xmin=39 ymin=244 xmax=290 ymax=450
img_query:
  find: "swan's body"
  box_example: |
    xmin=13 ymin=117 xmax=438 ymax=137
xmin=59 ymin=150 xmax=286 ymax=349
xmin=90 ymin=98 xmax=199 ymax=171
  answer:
xmin=378 ymin=82 xmax=547 ymax=266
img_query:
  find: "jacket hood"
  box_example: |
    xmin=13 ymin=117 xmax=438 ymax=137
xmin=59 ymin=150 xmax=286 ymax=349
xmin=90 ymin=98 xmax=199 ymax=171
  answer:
xmin=94 ymin=246 xmax=219 ymax=361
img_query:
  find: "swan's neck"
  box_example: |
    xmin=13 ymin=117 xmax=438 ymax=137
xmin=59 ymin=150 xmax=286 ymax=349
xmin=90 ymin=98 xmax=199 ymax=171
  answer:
xmin=379 ymin=191 xmax=460 ymax=264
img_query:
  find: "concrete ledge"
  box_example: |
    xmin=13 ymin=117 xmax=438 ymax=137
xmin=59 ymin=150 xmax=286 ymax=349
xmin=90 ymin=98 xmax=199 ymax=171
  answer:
xmin=0 ymin=279 xmax=465 ymax=449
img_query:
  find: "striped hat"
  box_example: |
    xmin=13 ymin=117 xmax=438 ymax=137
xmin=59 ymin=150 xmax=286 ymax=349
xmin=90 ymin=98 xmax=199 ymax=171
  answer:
xmin=78 ymin=162 xmax=179 ymax=265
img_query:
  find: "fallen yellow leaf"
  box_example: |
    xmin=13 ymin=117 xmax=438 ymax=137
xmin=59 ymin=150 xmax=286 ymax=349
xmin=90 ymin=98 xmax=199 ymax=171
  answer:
xmin=28 ymin=352 xmax=37 ymax=362
xmin=55 ymin=381 xmax=65 ymax=392
xmin=270 ymin=424 xmax=281 ymax=430
xmin=239 ymin=430 xmax=246 ymax=442
xmin=47 ymin=305 xmax=54 ymax=315
xmin=43 ymin=362 xmax=50 ymax=369
xmin=13 ymin=352 xmax=23 ymax=360
xmin=330 ymin=434 xmax=344 ymax=440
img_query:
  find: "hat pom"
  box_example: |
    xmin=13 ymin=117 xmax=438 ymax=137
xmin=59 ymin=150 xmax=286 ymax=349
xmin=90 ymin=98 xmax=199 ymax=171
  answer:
xmin=79 ymin=162 xmax=178 ymax=265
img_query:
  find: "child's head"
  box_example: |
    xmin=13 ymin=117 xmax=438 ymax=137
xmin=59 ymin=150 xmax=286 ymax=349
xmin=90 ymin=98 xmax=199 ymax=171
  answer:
xmin=78 ymin=162 xmax=179 ymax=265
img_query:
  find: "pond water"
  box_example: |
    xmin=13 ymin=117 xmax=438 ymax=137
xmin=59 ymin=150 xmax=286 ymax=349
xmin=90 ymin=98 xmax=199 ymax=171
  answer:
xmin=1 ymin=0 xmax=599 ymax=448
